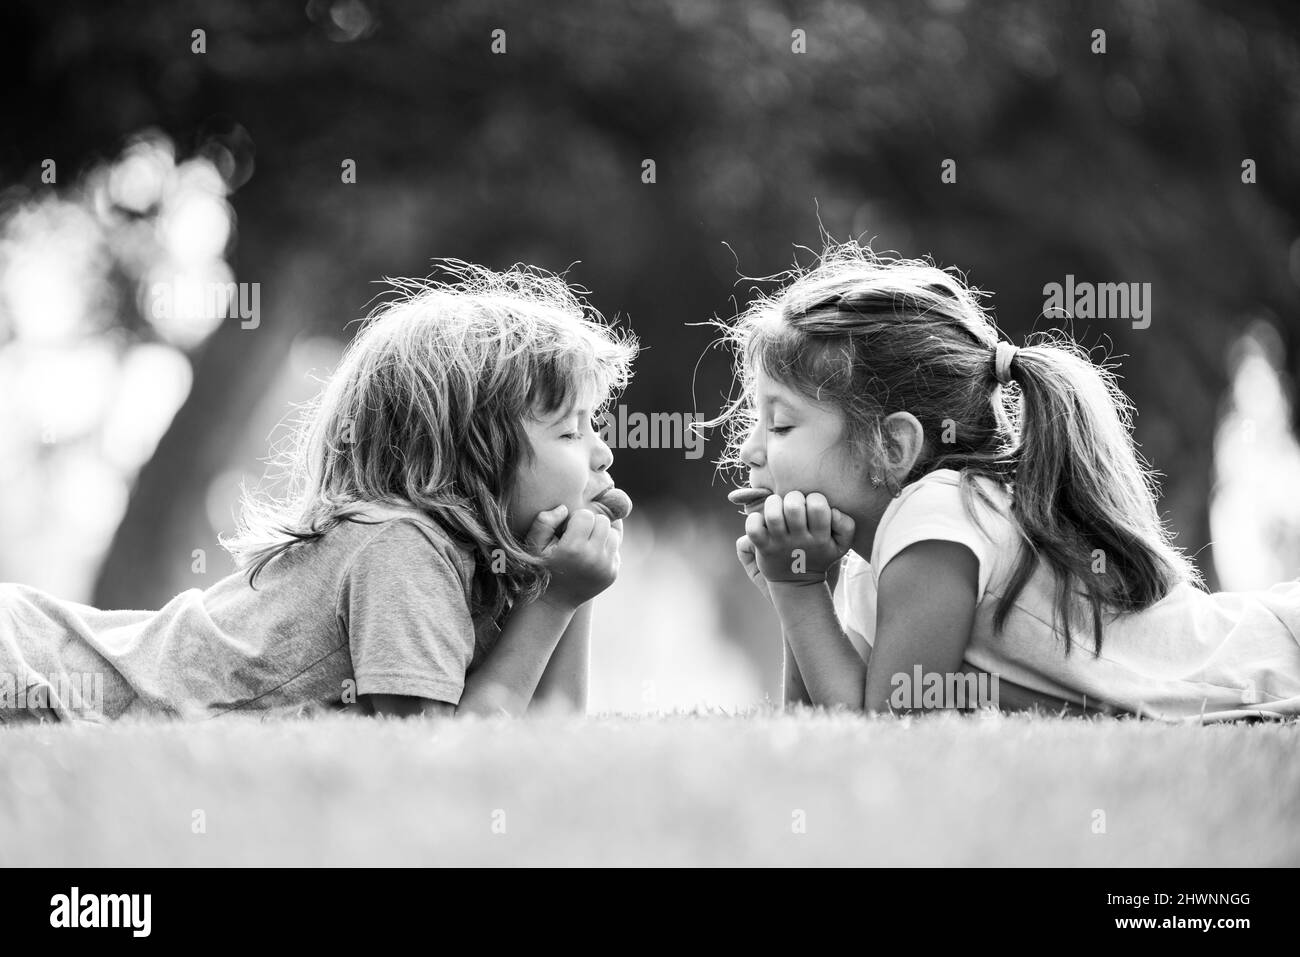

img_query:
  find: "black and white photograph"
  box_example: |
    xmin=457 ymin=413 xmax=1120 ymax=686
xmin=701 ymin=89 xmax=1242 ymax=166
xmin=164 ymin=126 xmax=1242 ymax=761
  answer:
xmin=1 ymin=0 xmax=1297 ymax=920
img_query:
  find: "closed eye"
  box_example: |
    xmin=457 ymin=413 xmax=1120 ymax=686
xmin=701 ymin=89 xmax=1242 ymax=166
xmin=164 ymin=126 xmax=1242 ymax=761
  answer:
xmin=561 ymin=416 xmax=603 ymax=440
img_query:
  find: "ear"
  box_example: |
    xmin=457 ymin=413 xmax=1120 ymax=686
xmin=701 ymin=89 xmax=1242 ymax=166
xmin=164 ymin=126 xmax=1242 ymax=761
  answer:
xmin=882 ymin=411 xmax=925 ymax=481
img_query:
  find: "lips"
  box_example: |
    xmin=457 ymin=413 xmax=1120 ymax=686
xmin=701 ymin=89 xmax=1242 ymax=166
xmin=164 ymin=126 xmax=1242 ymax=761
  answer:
xmin=590 ymin=486 xmax=633 ymax=521
xmin=727 ymin=486 xmax=773 ymax=513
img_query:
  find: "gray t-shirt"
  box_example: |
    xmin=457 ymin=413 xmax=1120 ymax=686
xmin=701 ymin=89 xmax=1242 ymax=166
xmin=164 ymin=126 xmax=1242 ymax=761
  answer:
xmin=0 ymin=503 xmax=500 ymax=724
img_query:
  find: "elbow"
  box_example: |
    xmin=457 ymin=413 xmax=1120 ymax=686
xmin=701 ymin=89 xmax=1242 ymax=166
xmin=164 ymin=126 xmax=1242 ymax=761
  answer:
xmin=454 ymin=700 xmax=509 ymax=719
xmin=454 ymin=684 xmax=520 ymax=718
xmin=527 ymin=690 xmax=586 ymax=717
xmin=361 ymin=694 xmax=458 ymax=720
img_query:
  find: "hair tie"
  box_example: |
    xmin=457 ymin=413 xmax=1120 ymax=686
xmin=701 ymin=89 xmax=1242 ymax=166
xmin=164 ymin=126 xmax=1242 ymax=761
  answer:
xmin=993 ymin=341 xmax=1019 ymax=385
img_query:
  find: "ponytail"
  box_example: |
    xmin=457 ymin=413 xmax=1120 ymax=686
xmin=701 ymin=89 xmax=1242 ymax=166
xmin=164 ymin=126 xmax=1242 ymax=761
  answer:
xmin=995 ymin=334 xmax=1204 ymax=655
xmin=710 ymin=241 xmax=1201 ymax=658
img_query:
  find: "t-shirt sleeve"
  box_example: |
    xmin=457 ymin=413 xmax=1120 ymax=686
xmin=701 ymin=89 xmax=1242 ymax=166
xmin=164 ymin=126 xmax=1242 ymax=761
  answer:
xmin=872 ymin=479 xmax=995 ymax=604
xmin=337 ymin=520 xmax=477 ymax=704
xmin=832 ymin=554 xmax=877 ymax=655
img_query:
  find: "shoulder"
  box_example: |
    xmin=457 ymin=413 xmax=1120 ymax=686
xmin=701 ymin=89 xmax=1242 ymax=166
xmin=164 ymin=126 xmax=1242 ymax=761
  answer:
xmin=876 ymin=469 xmax=971 ymax=534
xmin=882 ymin=468 xmax=1012 ymax=531
xmin=891 ymin=467 xmax=1005 ymax=510
xmin=334 ymin=503 xmax=476 ymax=585
xmin=871 ymin=469 xmax=1013 ymax=603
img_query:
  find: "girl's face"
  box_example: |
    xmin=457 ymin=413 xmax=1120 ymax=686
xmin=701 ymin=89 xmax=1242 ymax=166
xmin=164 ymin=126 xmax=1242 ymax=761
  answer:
xmin=508 ymin=382 xmax=616 ymax=539
xmin=738 ymin=367 xmax=902 ymax=555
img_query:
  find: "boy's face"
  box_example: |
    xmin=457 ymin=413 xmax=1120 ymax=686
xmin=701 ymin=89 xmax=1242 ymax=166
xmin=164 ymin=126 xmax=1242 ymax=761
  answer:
xmin=508 ymin=382 xmax=617 ymax=539
xmin=738 ymin=367 xmax=891 ymax=548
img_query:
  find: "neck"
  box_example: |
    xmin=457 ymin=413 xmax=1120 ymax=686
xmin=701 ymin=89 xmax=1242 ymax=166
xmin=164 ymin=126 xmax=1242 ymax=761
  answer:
xmin=849 ymin=514 xmax=881 ymax=562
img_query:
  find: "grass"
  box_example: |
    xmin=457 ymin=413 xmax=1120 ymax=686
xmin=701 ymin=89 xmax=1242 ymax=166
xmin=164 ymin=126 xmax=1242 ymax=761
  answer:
xmin=1 ymin=708 xmax=1298 ymax=866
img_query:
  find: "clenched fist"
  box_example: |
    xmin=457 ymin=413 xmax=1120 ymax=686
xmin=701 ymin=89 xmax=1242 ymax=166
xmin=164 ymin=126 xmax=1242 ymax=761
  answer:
xmin=525 ymin=505 xmax=623 ymax=610
xmin=740 ymin=491 xmax=855 ymax=585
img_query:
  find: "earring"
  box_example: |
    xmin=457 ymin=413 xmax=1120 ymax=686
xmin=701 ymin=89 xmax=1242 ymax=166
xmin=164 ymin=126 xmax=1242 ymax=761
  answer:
xmin=870 ymin=474 xmax=883 ymax=487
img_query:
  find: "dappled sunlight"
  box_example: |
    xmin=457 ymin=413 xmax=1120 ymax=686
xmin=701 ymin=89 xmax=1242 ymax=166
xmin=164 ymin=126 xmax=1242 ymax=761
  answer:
xmin=0 ymin=199 xmax=111 ymax=343
xmin=100 ymin=343 xmax=194 ymax=473
xmin=0 ymin=132 xmax=234 ymax=597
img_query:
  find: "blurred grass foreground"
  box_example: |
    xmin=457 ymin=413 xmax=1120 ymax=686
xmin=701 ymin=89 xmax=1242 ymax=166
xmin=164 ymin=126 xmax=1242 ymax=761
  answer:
xmin=1 ymin=709 xmax=1297 ymax=866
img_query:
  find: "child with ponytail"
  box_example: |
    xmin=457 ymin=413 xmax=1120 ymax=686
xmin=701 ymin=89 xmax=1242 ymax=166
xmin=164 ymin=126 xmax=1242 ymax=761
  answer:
xmin=715 ymin=242 xmax=1300 ymax=721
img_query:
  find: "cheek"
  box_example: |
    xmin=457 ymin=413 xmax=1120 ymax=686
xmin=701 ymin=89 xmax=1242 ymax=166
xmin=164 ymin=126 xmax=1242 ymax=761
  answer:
xmin=505 ymin=466 xmax=537 ymax=525
xmin=765 ymin=442 xmax=817 ymax=492
xmin=522 ymin=443 xmax=588 ymax=500
xmin=549 ymin=443 xmax=587 ymax=485
xmin=774 ymin=431 xmax=856 ymax=493
xmin=508 ymin=451 xmax=551 ymax=517
xmin=825 ymin=448 xmax=872 ymax=503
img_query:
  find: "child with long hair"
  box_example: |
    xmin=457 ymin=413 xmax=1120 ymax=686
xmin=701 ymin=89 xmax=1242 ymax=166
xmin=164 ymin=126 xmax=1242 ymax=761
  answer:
xmin=714 ymin=241 xmax=1300 ymax=721
xmin=0 ymin=262 xmax=636 ymax=724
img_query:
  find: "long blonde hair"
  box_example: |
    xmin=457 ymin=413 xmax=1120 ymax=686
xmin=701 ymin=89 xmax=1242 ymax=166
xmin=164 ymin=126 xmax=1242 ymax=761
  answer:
xmin=709 ymin=242 xmax=1202 ymax=656
xmin=221 ymin=261 xmax=637 ymax=620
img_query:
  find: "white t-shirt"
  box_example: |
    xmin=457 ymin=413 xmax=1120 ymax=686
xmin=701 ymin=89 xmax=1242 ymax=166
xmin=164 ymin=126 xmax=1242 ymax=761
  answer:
xmin=832 ymin=468 xmax=1300 ymax=722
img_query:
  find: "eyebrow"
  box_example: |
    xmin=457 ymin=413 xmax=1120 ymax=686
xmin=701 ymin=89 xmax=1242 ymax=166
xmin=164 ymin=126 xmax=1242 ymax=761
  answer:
xmin=550 ymin=404 xmax=590 ymax=425
xmin=759 ymin=393 xmax=796 ymax=412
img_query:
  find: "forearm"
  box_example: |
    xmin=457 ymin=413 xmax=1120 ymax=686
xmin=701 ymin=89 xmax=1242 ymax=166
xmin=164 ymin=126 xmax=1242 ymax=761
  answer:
xmin=770 ymin=581 xmax=865 ymax=710
xmin=458 ymin=598 xmax=576 ymax=717
xmin=782 ymin=632 xmax=813 ymax=708
xmin=529 ymin=602 xmax=591 ymax=715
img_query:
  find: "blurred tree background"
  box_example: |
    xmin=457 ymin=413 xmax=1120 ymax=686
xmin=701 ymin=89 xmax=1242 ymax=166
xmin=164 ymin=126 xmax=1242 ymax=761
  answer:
xmin=2 ymin=0 xmax=1299 ymax=707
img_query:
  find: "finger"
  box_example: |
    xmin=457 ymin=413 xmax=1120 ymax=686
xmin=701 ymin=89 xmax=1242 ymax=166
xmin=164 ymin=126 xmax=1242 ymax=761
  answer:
xmin=805 ymin=493 xmax=832 ymax=537
xmin=563 ymin=507 xmax=596 ymax=542
xmin=830 ymin=507 xmax=857 ymax=550
xmin=736 ymin=534 xmax=757 ymax=566
xmin=588 ymin=512 xmax=612 ymax=548
xmin=783 ymin=490 xmax=808 ymax=536
xmin=745 ymin=510 xmax=771 ymax=548
xmin=763 ymin=493 xmax=786 ymax=534
xmin=524 ymin=504 xmax=569 ymax=552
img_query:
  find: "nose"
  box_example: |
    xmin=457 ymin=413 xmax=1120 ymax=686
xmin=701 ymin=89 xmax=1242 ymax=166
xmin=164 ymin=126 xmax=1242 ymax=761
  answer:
xmin=592 ymin=430 xmax=614 ymax=473
xmin=739 ymin=421 xmax=764 ymax=468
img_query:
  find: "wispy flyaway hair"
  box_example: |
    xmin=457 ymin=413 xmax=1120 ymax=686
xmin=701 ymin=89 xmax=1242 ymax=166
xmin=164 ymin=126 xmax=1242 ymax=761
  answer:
xmin=221 ymin=260 xmax=637 ymax=621
xmin=707 ymin=241 xmax=1202 ymax=655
